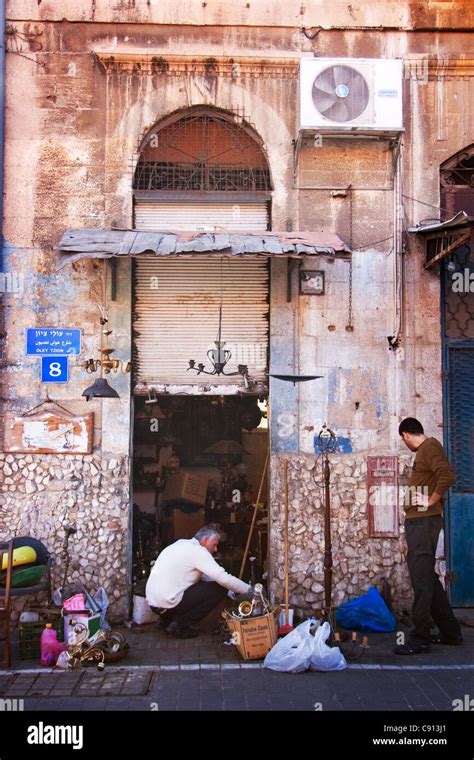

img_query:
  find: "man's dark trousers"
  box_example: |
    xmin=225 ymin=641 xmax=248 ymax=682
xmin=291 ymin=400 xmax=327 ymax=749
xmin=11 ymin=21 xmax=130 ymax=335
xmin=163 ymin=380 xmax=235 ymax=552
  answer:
xmin=406 ymin=514 xmax=461 ymax=643
xmin=160 ymin=581 xmax=228 ymax=629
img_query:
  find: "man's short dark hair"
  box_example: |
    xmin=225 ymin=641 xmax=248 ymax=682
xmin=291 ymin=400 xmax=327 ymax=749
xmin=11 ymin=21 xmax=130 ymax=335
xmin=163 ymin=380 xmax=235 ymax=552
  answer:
xmin=398 ymin=417 xmax=424 ymax=436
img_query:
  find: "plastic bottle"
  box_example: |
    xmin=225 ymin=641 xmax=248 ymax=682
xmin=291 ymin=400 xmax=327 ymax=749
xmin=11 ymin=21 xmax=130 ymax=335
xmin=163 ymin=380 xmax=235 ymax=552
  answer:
xmin=40 ymin=624 xmax=58 ymax=667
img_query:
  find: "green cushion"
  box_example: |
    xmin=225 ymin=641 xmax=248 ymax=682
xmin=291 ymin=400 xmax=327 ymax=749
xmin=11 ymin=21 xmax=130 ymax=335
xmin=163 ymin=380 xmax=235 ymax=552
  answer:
xmin=10 ymin=565 xmax=47 ymax=588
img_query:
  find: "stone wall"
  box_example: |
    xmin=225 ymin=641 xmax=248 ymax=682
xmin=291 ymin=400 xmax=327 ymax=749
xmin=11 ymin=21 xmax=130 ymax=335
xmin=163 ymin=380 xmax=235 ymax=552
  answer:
xmin=0 ymin=453 xmax=130 ymax=622
xmin=9 ymin=0 xmax=474 ymax=30
xmin=269 ymin=453 xmax=416 ymax=617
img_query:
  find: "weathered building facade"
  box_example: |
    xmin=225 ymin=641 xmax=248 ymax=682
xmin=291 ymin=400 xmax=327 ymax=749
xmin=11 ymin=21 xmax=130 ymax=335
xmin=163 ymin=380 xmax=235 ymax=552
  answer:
xmin=1 ymin=0 xmax=473 ymax=620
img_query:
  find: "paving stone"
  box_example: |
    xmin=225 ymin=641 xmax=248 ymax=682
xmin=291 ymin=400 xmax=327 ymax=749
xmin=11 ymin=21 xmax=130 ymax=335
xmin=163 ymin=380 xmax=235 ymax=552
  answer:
xmin=119 ymin=672 xmax=153 ymax=696
xmin=3 ymin=623 xmax=474 ymax=713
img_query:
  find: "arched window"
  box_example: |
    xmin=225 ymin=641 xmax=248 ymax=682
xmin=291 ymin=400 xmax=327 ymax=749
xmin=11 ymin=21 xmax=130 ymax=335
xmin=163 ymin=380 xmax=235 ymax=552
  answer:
xmin=133 ymin=106 xmax=272 ymax=193
xmin=440 ymin=144 xmax=474 ymax=219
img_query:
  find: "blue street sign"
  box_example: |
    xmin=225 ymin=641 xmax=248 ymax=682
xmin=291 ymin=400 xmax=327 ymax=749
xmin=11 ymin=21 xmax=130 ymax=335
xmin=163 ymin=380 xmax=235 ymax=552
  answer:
xmin=26 ymin=328 xmax=81 ymax=356
xmin=41 ymin=356 xmax=69 ymax=383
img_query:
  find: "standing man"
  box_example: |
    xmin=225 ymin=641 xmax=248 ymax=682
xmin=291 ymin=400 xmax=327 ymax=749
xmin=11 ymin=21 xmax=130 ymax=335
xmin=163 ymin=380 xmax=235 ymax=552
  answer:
xmin=146 ymin=526 xmax=252 ymax=638
xmin=395 ymin=417 xmax=463 ymax=655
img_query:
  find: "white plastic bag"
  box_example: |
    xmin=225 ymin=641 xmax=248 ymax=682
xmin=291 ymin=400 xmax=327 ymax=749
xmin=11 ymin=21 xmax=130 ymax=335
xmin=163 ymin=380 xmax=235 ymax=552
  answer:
xmin=309 ymin=621 xmax=347 ymax=672
xmin=55 ymin=650 xmax=70 ymax=669
xmin=264 ymin=620 xmax=313 ymax=673
xmin=132 ymin=595 xmax=158 ymax=625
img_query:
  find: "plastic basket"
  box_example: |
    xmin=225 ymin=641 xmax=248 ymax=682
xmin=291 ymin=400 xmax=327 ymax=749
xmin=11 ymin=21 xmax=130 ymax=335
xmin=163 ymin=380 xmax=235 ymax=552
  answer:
xmin=19 ymin=618 xmax=64 ymax=660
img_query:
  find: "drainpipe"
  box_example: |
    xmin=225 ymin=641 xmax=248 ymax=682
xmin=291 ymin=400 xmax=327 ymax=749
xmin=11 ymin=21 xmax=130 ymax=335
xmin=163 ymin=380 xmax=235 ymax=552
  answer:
xmin=388 ymin=138 xmax=404 ymax=447
xmin=0 ymin=0 xmax=5 ymax=389
xmin=0 ymin=0 xmax=5 ymax=269
xmin=388 ymin=139 xmax=404 ymax=351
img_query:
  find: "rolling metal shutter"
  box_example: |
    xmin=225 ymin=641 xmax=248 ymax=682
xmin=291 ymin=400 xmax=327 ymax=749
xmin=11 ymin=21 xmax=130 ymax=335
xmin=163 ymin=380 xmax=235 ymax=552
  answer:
xmin=134 ymin=200 xmax=269 ymax=232
xmin=133 ymin=257 xmax=269 ymax=386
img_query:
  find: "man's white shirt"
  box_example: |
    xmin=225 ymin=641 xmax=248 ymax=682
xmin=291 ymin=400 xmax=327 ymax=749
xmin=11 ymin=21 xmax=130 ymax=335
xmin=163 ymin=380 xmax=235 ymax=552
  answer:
xmin=146 ymin=537 xmax=251 ymax=609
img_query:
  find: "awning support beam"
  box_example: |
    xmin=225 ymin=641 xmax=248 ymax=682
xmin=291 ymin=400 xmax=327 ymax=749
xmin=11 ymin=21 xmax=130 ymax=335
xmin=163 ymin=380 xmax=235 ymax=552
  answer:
xmin=424 ymin=228 xmax=471 ymax=269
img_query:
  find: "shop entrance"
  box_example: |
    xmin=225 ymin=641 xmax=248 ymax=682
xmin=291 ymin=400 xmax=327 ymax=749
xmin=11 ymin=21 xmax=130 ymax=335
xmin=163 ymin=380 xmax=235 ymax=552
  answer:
xmin=131 ymin=394 xmax=269 ymax=591
xmin=130 ymin=253 xmax=270 ymax=596
xmin=129 ymin=106 xmax=272 ymax=605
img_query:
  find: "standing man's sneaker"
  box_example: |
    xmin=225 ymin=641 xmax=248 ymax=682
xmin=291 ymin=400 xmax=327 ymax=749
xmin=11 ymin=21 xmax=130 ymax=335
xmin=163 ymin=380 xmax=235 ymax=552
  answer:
xmin=165 ymin=621 xmax=200 ymax=639
xmin=430 ymin=634 xmax=463 ymax=646
xmin=394 ymin=639 xmax=430 ymax=655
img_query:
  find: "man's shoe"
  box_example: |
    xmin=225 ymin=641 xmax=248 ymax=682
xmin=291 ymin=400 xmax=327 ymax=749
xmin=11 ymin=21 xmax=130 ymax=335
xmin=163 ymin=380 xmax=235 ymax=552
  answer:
xmin=394 ymin=640 xmax=430 ymax=655
xmin=165 ymin=621 xmax=200 ymax=639
xmin=431 ymin=634 xmax=463 ymax=646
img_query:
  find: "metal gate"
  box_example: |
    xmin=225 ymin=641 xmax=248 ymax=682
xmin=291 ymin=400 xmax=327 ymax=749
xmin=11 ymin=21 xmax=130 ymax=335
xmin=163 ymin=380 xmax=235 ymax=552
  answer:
xmin=134 ymin=200 xmax=269 ymax=232
xmin=443 ymin=244 xmax=474 ymax=606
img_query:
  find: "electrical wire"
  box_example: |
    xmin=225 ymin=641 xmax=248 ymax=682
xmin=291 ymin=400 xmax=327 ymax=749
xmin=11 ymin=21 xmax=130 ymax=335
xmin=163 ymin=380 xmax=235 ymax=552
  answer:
xmin=352 ymin=193 xmax=456 ymax=252
xmin=402 ymin=194 xmax=452 ymax=215
xmin=351 ymin=235 xmax=394 ymax=251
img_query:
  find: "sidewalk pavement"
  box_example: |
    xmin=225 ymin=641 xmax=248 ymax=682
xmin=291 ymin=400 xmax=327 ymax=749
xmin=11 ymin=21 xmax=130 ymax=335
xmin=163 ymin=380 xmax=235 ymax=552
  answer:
xmin=1 ymin=611 xmax=473 ymax=711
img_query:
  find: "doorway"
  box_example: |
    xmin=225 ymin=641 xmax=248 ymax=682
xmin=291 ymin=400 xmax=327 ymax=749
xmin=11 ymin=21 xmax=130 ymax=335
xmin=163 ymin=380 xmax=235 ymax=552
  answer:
xmin=440 ymin=147 xmax=474 ymax=606
xmin=128 ymin=105 xmax=273 ymax=605
xmin=442 ymin=244 xmax=474 ymax=606
xmin=131 ymin=394 xmax=269 ymax=590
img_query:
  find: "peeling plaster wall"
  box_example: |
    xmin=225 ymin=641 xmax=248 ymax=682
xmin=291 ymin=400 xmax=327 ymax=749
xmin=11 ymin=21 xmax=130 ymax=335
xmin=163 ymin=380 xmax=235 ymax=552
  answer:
xmin=2 ymin=3 xmax=472 ymax=615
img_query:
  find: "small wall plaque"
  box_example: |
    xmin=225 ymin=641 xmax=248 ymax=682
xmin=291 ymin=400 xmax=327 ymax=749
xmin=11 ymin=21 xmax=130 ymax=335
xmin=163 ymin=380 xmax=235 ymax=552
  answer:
xmin=300 ymin=270 xmax=325 ymax=295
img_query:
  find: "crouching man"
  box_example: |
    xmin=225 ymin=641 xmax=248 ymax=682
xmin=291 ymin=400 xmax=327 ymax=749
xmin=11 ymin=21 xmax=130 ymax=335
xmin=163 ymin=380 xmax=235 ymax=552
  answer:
xmin=146 ymin=526 xmax=252 ymax=639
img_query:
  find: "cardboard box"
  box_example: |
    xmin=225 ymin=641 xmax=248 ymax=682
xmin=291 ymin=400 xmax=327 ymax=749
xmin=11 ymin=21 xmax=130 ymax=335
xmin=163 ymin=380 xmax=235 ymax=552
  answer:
xmin=165 ymin=507 xmax=205 ymax=541
xmin=133 ymin=489 xmax=156 ymax=514
xmin=164 ymin=471 xmax=209 ymax=506
xmin=224 ymin=610 xmax=279 ymax=661
xmin=135 ymin=444 xmax=160 ymax=461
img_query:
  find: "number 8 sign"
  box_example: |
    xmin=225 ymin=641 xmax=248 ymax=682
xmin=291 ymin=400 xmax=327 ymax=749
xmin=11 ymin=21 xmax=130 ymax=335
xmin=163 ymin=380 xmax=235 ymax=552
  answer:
xmin=41 ymin=356 xmax=69 ymax=383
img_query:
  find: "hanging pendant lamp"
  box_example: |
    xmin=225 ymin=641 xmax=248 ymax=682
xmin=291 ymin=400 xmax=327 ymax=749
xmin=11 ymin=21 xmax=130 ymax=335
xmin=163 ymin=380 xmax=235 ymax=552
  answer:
xmin=82 ymin=378 xmax=120 ymax=401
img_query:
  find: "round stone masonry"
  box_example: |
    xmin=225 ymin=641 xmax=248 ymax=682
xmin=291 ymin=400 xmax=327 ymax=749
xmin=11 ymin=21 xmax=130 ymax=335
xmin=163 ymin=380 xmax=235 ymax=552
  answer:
xmin=269 ymin=453 xmax=414 ymax=617
xmin=0 ymin=453 xmax=130 ymax=622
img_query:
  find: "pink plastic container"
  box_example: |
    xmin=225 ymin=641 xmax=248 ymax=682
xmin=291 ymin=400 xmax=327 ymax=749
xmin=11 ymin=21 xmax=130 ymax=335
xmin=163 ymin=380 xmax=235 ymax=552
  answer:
xmin=40 ymin=624 xmax=58 ymax=667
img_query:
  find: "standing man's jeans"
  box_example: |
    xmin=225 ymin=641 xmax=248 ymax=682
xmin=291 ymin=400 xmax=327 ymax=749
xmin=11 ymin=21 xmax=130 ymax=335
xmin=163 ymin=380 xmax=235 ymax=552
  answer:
xmin=405 ymin=515 xmax=461 ymax=644
xmin=154 ymin=581 xmax=228 ymax=629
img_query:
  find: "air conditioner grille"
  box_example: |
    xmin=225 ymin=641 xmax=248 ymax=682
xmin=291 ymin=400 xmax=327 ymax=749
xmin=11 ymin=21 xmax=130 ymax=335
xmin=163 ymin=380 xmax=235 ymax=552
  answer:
xmin=312 ymin=65 xmax=370 ymax=123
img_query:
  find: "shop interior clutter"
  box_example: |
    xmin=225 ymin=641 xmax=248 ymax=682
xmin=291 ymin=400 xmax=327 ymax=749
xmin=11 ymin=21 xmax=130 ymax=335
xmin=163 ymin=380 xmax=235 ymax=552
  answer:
xmin=132 ymin=394 xmax=269 ymax=590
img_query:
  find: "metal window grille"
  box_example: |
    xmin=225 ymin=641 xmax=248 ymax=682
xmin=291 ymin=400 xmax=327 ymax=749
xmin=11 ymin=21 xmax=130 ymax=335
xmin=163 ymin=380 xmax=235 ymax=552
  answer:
xmin=133 ymin=112 xmax=271 ymax=192
xmin=440 ymin=145 xmax=474 ymax=219
xmin=441 ymin=147 xmax=474 ymax=188
xmin=447 ymin=346 xmax=474 ymax=493
xmin=444 ymin=246 xmax=474 ymax=340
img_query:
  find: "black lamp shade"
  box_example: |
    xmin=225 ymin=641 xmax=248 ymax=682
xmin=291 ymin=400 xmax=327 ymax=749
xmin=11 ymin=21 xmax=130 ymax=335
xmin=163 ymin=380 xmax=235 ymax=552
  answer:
xmin=268 ymin=374 xmax=323 ymax=386
xmin=82 ymin=378 xmax=120 ymax=401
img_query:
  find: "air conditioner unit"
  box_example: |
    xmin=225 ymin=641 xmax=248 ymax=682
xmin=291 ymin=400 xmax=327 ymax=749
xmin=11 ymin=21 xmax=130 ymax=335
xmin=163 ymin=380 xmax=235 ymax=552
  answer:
xmin=299 ymin=58 xmax=403 ymax=133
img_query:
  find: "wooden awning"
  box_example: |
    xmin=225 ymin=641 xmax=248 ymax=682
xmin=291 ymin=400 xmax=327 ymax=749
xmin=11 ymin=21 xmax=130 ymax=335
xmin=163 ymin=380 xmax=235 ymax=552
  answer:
xmin=408 ymin=211 xmax=474 ymax=269
xmin=56 ymin=228 xmax=351 ymax=268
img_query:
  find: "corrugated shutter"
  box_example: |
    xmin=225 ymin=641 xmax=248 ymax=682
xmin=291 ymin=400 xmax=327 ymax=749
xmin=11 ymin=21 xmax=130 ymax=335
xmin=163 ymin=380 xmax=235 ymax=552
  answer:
xmin=134 ymin=200 xmax=269 ymax=232
xmin=133 ymin=257 xmax=269 ymax=386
